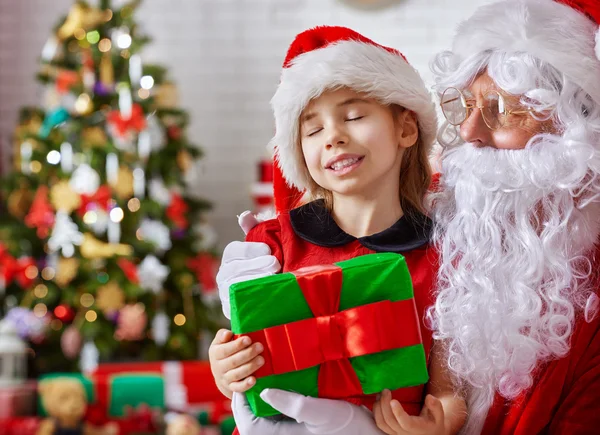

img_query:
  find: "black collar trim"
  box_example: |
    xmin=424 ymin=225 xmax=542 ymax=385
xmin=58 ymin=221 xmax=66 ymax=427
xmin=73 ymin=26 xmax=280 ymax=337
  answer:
xmin=289 ymin=200 xmax=432 ymax=253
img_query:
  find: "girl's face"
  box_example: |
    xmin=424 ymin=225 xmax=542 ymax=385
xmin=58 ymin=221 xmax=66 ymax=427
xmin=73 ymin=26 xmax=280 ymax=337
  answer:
xmin=299 ymin=88 xmax=418 ymax=199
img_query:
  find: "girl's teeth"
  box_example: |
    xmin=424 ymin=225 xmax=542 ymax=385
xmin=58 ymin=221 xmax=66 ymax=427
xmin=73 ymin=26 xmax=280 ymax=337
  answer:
xmin=331 ymin=158 xmax=359 ymax=170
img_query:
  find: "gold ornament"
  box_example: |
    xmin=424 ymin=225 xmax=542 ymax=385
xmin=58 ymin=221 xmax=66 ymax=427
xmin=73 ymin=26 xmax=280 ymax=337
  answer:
xmin=100 ymin=53 xmax=114 ymax=86
xmin=74 ymin=93 xmax=94 ymax=115
xmin=176 ymin=150 xmax=193 ymax=173
xmin=113 ymin=166 xmax=134 ymax=200
xmin=81 ymin=233 xmax=133 ymax=259
xmin=50 ymin=180 xmax=81 ymax=213
xmin=82 ymin=127 xmax=108 ymax=148
xmin=57 ymin=3 xmax=107 ymax=40
xmin=96 ymin=281 xmax=125 ymax=314
xmin=55 ymin=257 xmax=79 ymax=287
xmin=155 ymin=83 xmax=179 ymax=109
xmin=7 ymin=186 xmax=32 ymax=218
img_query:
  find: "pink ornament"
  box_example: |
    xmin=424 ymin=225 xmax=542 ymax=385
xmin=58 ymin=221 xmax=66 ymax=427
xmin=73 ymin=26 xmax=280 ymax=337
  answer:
xmin=115 ymin=303 xmax=147 ymax=341
xmin=61 ymin=325 xmax=82 ymax=359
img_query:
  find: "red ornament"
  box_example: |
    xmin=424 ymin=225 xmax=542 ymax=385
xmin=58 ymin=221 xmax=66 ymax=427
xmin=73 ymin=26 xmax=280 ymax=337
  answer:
xmin=106 ymin=104 xmax=147 ymax=137
xmin=54 ymin=304 xmax=76 ymax=323
xmin=56 ymin=70 xmax=79 ymax=94
xmin=118 ymin=258 xmax=140 ymax=284
xmin=187 ymin=253 xmax=218 ymax=294
xmin=166 ymin=193 xmax=189 ymax=230
xmin=25 ymin=186 xmax=55 ymax=239
xmin=77 ymin=185 xmax=112 ymax=216
xmin=167 ymin=126 xmax=182 ymax=140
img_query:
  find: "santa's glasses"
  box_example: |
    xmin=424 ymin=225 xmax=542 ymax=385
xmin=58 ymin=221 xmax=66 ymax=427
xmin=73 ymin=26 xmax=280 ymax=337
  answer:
xmin=440 ymin=87 xmax=532 ymax=130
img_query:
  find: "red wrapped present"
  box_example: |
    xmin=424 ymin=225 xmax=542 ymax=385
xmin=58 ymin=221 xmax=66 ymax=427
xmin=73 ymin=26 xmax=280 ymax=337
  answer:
xmin=0 ymin=416 xmax=40 ymax=435
xmin=92 ymin=361 xmax=225 ymax=412
xmin=0 ymin=381 xmax=37 ymax=418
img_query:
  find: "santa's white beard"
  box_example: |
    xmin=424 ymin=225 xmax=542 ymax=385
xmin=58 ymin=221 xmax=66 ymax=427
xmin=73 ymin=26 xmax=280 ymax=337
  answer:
xmin=429 ymin=138 xmax=600 ymax=434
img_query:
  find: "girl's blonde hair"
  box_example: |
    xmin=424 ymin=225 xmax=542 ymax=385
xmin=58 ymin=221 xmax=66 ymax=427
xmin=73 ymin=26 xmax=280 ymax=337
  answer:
xmin=300 ymin=104 xmax=432 ymax=217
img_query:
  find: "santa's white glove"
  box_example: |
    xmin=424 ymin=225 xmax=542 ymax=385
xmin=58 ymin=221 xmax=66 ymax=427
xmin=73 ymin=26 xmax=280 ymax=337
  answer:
xmin=216 ymin=211 xmax=281 ymax=319
xmin=232 ymin=389 xmax=384 ymax=435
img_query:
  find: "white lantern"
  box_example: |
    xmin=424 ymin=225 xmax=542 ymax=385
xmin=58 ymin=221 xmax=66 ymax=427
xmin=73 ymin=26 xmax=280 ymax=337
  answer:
xmin=0 ymin=320 xmax=27 ymax=387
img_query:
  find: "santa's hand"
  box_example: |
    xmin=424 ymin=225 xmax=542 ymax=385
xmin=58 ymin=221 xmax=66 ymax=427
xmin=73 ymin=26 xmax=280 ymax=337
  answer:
xmin=216 ymin=211 xmax=280 ymax=319
xmin=233 ymin=389 xmax=383 ymax=435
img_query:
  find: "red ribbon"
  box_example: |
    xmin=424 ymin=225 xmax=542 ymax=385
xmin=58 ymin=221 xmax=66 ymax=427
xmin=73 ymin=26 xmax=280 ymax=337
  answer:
xmin=241 ymin=264 xmax=422 ymax=399
xmin=118 ymin=259 xmax=140 ymax=284
xmin=0 ymin=244 xmax=36 ymax=288
xmin=25 ymin=186 xmax=55 ymax=239
xmin=187 ymin=253 xmax=218 ymax=293
xmin=166 ymin=193 xmax=189 ymax=230
xmin=77 ymin=185 xmax=112 ymax=216
xmin=107 ymin=104 xmax=147 ymax=136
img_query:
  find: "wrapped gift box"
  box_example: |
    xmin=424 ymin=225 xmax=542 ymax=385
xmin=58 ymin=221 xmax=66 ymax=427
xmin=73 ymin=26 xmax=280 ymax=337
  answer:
xmin=38 ymin=372 xmax=163 ymax=418
xmin=230 ymin=253 xmax=429 ymax=417
xmin=92 ymin=360 xmax=227 ymax=415
xmin=0 ymin=381 xmax=37 ymax=418
xmin=0 ymin=416 xmax=40 ymax=435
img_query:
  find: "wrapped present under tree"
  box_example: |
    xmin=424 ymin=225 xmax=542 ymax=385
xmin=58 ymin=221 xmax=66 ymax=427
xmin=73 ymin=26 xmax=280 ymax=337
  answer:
xmin=230 ymin=253 xmax=429 ymax=417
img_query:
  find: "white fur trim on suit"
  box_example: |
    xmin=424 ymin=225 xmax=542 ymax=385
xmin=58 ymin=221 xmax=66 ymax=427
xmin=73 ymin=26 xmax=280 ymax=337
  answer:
xmin=269 ymin=41 xmax=438 ymax=191
xmin=452 ymin=0 xmax=600 ymax=104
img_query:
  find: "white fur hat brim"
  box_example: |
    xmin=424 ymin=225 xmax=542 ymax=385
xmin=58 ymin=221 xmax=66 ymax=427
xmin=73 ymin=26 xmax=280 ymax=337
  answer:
xmin=269 ymin=40 xmax=438 ymax=191
xmin=452 ymin=0 xmax=600 ymax=104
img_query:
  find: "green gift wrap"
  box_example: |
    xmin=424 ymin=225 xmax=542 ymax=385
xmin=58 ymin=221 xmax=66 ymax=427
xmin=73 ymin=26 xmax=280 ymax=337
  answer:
xmin=230 ymin=253 xmax=429 ymax=417
xmin=38 ymin=372 xmax=164 ymax=417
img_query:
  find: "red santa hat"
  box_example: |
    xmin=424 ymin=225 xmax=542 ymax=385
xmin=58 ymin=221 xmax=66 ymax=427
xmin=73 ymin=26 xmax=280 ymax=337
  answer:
xmin=269 ymin=26 xmax=438 ymax=213
xmin=451 ymin=0 xmax=600 ymax=104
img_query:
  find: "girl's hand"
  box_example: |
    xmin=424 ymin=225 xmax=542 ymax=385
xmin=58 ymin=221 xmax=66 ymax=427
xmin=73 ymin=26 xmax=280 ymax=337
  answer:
xmin=373 ymin=390 xmax=446 ymax=435
xmin=208 ymin=329 xmax=265 ymax=399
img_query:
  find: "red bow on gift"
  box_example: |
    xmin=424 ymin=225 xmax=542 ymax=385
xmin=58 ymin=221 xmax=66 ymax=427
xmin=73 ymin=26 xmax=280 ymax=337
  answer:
xmin=77 ymin=185 xmax=112 ymax=216
xmin=241 ymin=265 xmax=423 ymax=399
xmin=0 ymin=244 xmax=37 ymax=289
xmin=166 ymin=193 xmax=189 ymax=230
xmin=107 ymin=104 xmax=147 ymax=136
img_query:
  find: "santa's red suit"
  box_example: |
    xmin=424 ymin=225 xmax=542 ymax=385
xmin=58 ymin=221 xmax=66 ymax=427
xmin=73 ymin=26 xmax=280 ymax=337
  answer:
xmin=482 ymin=247 xmax=600 ymax=434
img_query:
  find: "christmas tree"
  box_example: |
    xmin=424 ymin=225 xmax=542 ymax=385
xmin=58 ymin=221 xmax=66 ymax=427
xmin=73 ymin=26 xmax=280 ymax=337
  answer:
xmin=0 ymin=0 xmax=221 ymax=375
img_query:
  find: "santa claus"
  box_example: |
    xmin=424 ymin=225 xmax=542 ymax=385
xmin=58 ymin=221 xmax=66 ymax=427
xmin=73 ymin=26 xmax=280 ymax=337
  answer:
xmin=216 ymin=0 xmax=600 ymax=434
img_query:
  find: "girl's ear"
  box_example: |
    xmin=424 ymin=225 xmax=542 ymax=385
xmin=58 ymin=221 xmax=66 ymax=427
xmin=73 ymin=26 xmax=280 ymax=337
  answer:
xmin=396 ymin=109 xmax=419 ymax=149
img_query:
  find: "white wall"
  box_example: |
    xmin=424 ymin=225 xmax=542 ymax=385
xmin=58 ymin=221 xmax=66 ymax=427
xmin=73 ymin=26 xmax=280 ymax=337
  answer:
xmin=0 ymin=0 xmax=493 ymax=249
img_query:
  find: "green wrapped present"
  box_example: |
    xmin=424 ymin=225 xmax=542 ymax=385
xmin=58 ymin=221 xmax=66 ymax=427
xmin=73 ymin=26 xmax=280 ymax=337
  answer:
xmin=230 ymin=253 xmax=428 ymax=417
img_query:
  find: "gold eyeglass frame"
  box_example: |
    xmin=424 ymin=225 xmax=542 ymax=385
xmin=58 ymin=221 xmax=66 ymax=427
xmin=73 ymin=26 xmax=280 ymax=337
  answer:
xmin=440 ymin=87 xmax=532 ymax=130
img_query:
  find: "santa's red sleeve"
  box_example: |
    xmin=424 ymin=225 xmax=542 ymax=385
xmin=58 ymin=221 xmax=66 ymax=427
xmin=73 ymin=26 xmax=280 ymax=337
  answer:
xmin=245 ymin=217 xmax=284 ymax=267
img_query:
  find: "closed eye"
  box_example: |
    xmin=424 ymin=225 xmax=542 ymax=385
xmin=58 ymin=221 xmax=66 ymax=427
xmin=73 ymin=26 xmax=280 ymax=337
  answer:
xmin=307 ymin=128 xmax=323 ymax=137
xmin=346 ymin=116 xmax=363 ymax=122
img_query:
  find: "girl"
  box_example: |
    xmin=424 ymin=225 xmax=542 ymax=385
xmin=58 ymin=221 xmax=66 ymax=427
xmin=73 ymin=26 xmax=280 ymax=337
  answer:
xmin=209 ymin=26 xmax=466 ymax=435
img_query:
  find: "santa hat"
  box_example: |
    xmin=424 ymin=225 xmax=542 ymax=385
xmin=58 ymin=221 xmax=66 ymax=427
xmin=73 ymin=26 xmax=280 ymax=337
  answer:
xmin=269 ymin=26 xmax=438 ymax=213
xmin=451 ymin=0 xmax=600 ymax=105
